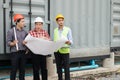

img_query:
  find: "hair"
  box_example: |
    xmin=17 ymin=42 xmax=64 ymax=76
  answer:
xmin=56 ymin=17 xmax=64 ymax=21
xmin=35 ymin=22 xmax=43 ymax=25
xmin=15 ymin=18 xmax=23 ymax=25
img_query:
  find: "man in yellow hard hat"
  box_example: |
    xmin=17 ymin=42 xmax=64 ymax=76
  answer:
xmin=54 ymin=14 xmax=73 ymax=80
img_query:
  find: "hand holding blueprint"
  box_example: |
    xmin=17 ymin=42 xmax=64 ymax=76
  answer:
xmin=24 ymin=34 xmax=66 ymax=55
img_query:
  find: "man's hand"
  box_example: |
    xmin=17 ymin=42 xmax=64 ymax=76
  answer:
xmin=10 ymin=40 xmax=18 ymax=46
xmin=22 ymin=41 xmax=27 ymax=45
xmin=41 ymin=37 xmax=50 ymax=40
xmin=65 ymin=41 xmax=71 ymax=45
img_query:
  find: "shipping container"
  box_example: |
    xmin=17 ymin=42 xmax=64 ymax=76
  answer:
xmin=0 ymin=0 xmax=120 ymax=60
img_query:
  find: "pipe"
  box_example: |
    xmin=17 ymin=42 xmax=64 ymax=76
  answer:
xmin=13 ymin=27 xmax=19 ymax=51
xmin=28 ymin=0 xmax=32 ymax=30
xmin=90 ymin=59 xmax=95 ymax=65
xmin=70 ymin=65 xmax=99 ymax=72
xmin=62 ymin=64 xmax=99 ymax=72
xmin=0 ymin=73 xmax=32 ymax=80
xmin=62 ymin=60 xmax=98 ymax=72
xmin=0 ymin=64 xmax=32 ymax=70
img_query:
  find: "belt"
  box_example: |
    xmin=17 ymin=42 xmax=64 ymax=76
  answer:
xmin=18 ymin=50 xmax=25 ymax=52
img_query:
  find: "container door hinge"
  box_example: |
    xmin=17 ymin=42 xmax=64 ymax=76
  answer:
xmin=2 ymin=3 xmax=9 ymax=9
xmin=45 ymin=20 xmax=50 ymax=24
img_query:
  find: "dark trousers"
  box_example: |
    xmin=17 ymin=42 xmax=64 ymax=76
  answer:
xmin=10 ymin=51 xmax=26 ymax=80
xmin=32 ymin=54 xmax=48 ymax=80
xmin=54 ymin=52 xmax=70 ymax=80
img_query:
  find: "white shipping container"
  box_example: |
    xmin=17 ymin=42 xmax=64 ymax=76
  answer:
xmin=0 ymin=0 xmax=120 ymax=60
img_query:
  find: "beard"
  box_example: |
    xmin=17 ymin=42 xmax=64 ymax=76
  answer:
xmin=59 ymin=23 xmax=63 ymax=26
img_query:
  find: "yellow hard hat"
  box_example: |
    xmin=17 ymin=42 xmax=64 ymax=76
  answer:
xmin=56 ymin=14 xmax=64 ymax=20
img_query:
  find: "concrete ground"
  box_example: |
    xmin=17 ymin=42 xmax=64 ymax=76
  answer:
xmin=2 ymin=65 xmax=120 ymax=80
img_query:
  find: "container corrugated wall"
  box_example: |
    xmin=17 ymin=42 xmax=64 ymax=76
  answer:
xmin=0 ymin=0 xmax=48 ymax=54
xmin=7 ymin=0 xmax=48 ymax=31
xmin=0 ymin=0 xmax=114 ymax=56
xmin=111 ymin=0 xmax=120 ymax=47
xmin=50 ymin=0 xmax=111 ymax=54
xmin=0 ymin=0 xmax=4 ymax=53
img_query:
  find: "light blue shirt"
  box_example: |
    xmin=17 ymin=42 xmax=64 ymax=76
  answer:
xmin=58 ymin=26 xmax=73 ymax=45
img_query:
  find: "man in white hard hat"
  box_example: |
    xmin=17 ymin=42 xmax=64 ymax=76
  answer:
xmin=29 ymin=17 xmax=50 ymax=80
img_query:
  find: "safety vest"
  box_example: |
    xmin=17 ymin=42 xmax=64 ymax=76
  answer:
xmin=54 ymin=26 xmax=70 ymax=54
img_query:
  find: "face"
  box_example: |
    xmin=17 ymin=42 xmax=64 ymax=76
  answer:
xmin=56 ymin=18 xmax=64 ymax=26
xmin=17 ymin=19 xmax=25 ymax=28
xmin=35 ymin=22 xmax=43 ymax=31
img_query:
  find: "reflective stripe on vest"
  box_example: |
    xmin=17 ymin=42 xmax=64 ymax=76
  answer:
xmin=54 ymin=26 xmax=70 ymax=54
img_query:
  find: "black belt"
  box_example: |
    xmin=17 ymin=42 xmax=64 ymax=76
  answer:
xmin=18 ymin=50 xmax=25 ymax=52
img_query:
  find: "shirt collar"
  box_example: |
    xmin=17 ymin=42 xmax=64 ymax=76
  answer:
xmin=15 ymin=27 xmax=24 ymax=31
xmin=33 ymin=28 xmax=43 ymax=32
xmin=58 ymin=26 xmax=65 ymax=31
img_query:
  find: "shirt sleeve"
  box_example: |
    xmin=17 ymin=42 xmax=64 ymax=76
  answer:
xmin=45 ymin=31 xmax=50 ymax=40
xmin=25 ymin=31 xmax=28 ymax=37
xmin=29 ymin=30 xmax=35 ymax=37
xmin=6 ymin=29 xmax=13 ymax=46
xmin=67 ymin=28 xmax=73 ymax=45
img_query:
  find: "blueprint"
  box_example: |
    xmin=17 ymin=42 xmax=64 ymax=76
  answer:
xmin=24 ymin=34 xmax=66 ymax=55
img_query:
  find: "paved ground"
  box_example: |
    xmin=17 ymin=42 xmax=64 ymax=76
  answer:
xmin=0 ymin=65 xmax=120 ymax=80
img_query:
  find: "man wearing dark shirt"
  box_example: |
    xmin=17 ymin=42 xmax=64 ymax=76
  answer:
xmin=7 ymin=14 xmax=27 ymax=80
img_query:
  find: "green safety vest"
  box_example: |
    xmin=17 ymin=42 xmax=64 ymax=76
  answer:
xmin=54 ymin=26 xmax=70 ymax=54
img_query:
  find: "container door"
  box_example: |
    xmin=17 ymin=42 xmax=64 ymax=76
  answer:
xmin=111 ymin=0 xmax=120 ymax=47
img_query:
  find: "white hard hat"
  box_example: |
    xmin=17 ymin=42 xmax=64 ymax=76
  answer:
xmin=34 ymin=17 xmax=44 ymax=23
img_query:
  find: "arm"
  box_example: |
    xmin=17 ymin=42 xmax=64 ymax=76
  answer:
xmin=66 ymin=28 xmax=73 ymax=45
xmin=44 ymin=31 xmax=50 ymax=40
xmin=7 ymin=30 xmax=18 ymax=47
xmin=22 ymin=31 xmax=28 ymax=45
